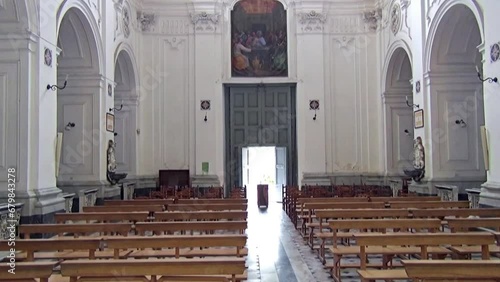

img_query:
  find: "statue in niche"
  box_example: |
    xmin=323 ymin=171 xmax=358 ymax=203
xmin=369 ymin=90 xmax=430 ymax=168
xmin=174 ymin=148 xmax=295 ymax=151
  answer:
xmin=107 ymin=140 xmax=127 ymax=185
xmin=403 ymin=136 xmax=425 ymax=182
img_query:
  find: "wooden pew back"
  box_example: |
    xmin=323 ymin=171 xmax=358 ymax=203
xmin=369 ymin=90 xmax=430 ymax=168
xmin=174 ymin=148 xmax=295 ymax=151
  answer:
xmin=19 ymin=223 xmax=132 ymax=238
xmin=0 ymin=261 xmax=55 ymax=282
xmin=389 ymin=201 xmax=470 ymax=209
xmin=60 ymin=258 xmax=246 ymax=282
xmin=83 ymin=205 xmax=164 ymax=213
xmin=447 ymin=218 xmax=500 ymax=232
xmin=403 ymin=260 xmax=500 ymax=281
xmin=54 ymin=212 xmax=149 ymax=223
xmin=369 ymin=196 xmax=440 ymax=202
xmin=176 ymin=198 xmax=248 ymax=204
xmin=134 ymin=221 xmax=247 ymax=235
xmin=104 ymin=199 xmax=173 ymax=206
xmin=155 ymin=211 xmax=248 ymax=221
xmin=411 ymin=208 xmax=500 ymax=219
xmin=167 ymin=203 xmax=247 ymax=211
xmin=315 ymin=208 xmax=410 ymax=220
xmin=329 ymin=218 xmax=442 ymax=231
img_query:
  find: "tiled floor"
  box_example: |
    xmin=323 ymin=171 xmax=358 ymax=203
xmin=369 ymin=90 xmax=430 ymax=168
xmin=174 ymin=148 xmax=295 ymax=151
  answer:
xmin=245 ymin=184 xmax=331 ymax=282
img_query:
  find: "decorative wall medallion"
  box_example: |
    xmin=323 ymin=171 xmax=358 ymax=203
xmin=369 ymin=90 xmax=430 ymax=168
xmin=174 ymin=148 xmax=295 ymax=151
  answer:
xmin=122 ymin=6 xmax=130 ymax=38
xmin=490 ymin=42 xmax=500 ymax=63
xmin=298 ymin=10 xmax=327 ymax=33
xmin=44 ymin=47 xmax=52 ymax=67
xmin=137 ymin=12 xmax=156 ymax=32
xmin=309 ymin=100 xmax=319 ymax=110
xmin=107 ymin=83 xmax=113 ymax=97
xmin=363 ymin=8 xmax=382 ymax=32
xmin=191 ymin=12 xmax=220 ymax=32
xmin=390 ymin=3 xmax=401 ymax=35
xmin=415 ymin=80 xmax=421 ymax=93
xmin=200 ymin=100 xmax=211 ymax=110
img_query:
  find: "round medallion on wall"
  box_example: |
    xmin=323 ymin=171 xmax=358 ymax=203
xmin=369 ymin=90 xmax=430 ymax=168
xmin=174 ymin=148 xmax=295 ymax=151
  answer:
xmin=200 ymin=100 xmax=211 ymax=110
xmin=122 ymin=6 xmax=130 ymax=38
xmin=108 ymin=83 xmax=113 ymax=97
xmin=309 ymin=100 xmax=319 ymax=110
xmin=44 ymin=47 xmax=52 ymax=67
xmin=390 ymin=3 xmax=401 ymax=35
xmin=415 ymin=80 xmax=421 ymax=93
xmin=490 ymin=43 xmax=500 ymax=63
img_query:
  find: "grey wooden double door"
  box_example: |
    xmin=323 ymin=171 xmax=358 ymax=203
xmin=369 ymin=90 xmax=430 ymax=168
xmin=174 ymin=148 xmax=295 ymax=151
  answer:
xmin=225 ymin=84 xmax=297 ymax=189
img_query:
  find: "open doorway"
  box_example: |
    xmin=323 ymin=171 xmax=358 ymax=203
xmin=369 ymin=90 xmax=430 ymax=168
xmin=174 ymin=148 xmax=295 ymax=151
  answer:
xmin=242 ymin=146 xmax=286 ymax=205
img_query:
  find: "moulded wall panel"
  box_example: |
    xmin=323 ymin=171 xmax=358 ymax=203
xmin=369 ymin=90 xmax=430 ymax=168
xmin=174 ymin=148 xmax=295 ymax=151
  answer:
xmin=0 ymin=62 xmax=18 ymax=182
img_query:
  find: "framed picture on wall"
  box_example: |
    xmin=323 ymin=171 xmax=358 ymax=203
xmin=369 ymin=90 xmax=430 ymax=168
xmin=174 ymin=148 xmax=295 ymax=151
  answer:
xmin=414 ymin=109 xmax=424 ymax=128
xmin=106 ymin=113 xmax=115 ymax=132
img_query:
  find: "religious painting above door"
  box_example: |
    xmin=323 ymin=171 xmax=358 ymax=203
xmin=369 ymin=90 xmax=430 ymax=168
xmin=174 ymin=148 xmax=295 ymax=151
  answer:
xmin=231 ymin=0 xmax=288 ymax=77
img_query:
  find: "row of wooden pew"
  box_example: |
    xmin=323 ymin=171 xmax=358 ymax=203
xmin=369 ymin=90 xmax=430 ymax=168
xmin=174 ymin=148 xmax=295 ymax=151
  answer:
xmin=1 ymin=198 xmax=249 ymax=282
xmin=285 ymin=194 xmax=500 ymax=281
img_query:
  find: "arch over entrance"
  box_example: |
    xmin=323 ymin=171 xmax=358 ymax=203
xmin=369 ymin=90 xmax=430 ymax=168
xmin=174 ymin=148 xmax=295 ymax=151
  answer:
xmin=426 ymin=4 xmax=485 ymax=188
xmin=383 ymin=47 xmax=413 ymax=175
xmin=114 ymin=49 xmax=139 ymax=176
xmin=56 ymin=7 xmax=103 ymax=183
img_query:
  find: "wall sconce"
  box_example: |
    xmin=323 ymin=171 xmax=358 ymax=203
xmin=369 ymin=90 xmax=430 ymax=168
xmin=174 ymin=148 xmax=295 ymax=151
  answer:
xmin=405 ymin=96 xmax=419 ymax=109
xmin=476 ymin=66 xmax=498 ymax=83
xmin=455 ymin=119 xmax=467 ymax=127
xmin=404 ymin=129 xmax=412 ymax=136
xmin=114 ymin=132 xmax=118 ymax=136
xmin=201 ymin=100 xmax=211 ymax=122
xmin=309 ymin=100 xmax=319 ymax=121
xmin=109 ymin=103 xmax=123 ymax=112
xmin=47 ymin=74 xmax=69 ymax=91
xmin=65 ymin=122 xmax=75 ymax=131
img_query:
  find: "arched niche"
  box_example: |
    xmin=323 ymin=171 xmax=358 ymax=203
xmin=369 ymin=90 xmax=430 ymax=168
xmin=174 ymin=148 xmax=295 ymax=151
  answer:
xmin=231 ymin=0 xmax=288 ymax=77
xmin=113 ymin=49 xmax=139 ymax=176
xmin=56 ymin=7 xmax=103 ymax=183
xmin=426 ymin=3 xmax=485 ymax=185
xmin=383 ymin=47 xmax=414 ymax=175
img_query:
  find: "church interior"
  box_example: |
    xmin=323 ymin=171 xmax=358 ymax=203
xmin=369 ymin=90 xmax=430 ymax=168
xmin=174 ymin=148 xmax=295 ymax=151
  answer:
xmin=1 ymin=0 xmax=500 ymax=281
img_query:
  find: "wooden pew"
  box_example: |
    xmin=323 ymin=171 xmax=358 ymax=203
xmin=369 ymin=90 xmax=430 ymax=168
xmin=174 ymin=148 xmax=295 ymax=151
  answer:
xmin=328 ymin=219 xmax=444 ymax=276
xmin=19 ymin=223 xmax=132 ymax=238
xmin=369 ymin=196 xmax=441 ymax=202
xmin=83 ymin=205 xmax=165 ymax=213
xmin=60 ymin=258 xmax=246 ymax=282
xmin=155 ymin=211 xmax=248 ymax=222
xmin=176 ymin=198 xmax=248 ymax=204
xmin=0 ymin=261 xmax=55 ymax=282
xmin=355 ymin=232 xmax=495 ymax=282
xmin=0 ymin=238 xmax=104 ymax=261
xmin=446 ymin=218 xmax=500 ymax=258
xmin=389 ymin=201 xmax=470 ymax=209
xmin=310 ymin=208 xmax=411 ymax=252
xmin=54 ymin=211 xmax=149 ymax=223
xmin=134 ymin=221 xmax=247 ymax=235
xmin=105 ymin=234 xmax=247 ymax=258
xmin=300 ymin=202 xmax=386 ymax=236
xmin=403 ymin=260 xmax=500 ymax=281
xmin=167 ymin=203 xmax=247 ymax=211
xmin=411 ymin=208 xmax=500 ymax=219
xmin=104 ymin=199 xmax=173 ymax=206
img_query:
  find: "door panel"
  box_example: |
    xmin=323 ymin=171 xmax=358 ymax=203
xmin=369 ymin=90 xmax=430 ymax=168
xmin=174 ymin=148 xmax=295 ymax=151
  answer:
xmin=275 ymin=147 xmax=286 ymax=192
xmin=226 ymin=85 xmax=296 ymax=188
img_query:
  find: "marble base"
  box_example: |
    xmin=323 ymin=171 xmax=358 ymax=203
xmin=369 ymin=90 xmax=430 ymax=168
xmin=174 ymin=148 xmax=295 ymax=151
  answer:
xmin=301 ymin=172 xmax=387 ymax=187
xmin=409 ymin=177 xmax=485 ymax=197
xmin=191 ymin=175 xmax=221 ymax=187
xmin=479 ymin=181 xmax=500 ymax=208
xmin=301 ymin=173 xmax=331 ymax=186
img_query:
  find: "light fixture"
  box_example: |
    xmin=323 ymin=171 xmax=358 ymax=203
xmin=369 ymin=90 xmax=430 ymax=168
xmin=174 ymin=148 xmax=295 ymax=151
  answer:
xmin=309 ymin=100 xmax=319 ymax=121
xmin=47 ymin=74 xmax=69 ymax=91
xmin=455 ymin=119 xmax=467 ymax=127
xmin=476 ymin=66 xmax=498 ymax=83
xmin=109 ymin=103 xmax=123 ymax=112
xmin=201 ymin=100 xmax=210 ymax=122
xmin=405 ymin=96 xmax=419 ymax=109
xmin=65 ymin=122 xmax=75 ymax=131
xmin=404 ymin=129 xmax=412 ymax=136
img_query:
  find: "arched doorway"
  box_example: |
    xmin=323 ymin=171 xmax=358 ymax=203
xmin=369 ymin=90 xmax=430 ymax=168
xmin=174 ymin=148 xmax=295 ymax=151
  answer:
xmin=113 ymin=49 xmax=138 ymax=176
xmin=56 ymin=7 xmax=102 ymax=183
xmin=427 ymin=4 xmax=485 ymax=188
xmin=383 ymin=47 xmax=413 ymax=175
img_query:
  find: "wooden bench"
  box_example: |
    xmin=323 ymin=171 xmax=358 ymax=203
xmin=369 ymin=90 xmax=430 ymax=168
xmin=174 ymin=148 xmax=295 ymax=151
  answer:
xmin=83 ymin=205 xmax=165 ymax=213
xmin=0 ymin=238 xmax=105 ymax=261
xmin=167 ymin=204 xmax=247 ymax=211
xmin=300 ymin=202 xmax=386 ymax=236
xmin=176 ymin=198 xmax=248 ymax=204
xmin=105 ymin=234 xmax=247 ymax=259
xmin=310 ymin=209 xmax=410 ymax=253
xmin=104 ymin=199 xmax=173 ymax=206
xmin=19 ymin=223 xmax=132 ymax=238
xmin=134 ymin=221 xmax=247 ymax=236
xmin=0 ymin=261 xmax=55 ymax=282
xmin=355 ymin=232 xmax=495 ymax=282
xmin=54 ymin=211 xmax=150 ymax=223
xmin=403 ymin=260 xmax=500 ymax=281
xmin=369 ymin=196 xmax=441 ymax=202
xmin=60 ymin=258 xmax=246 ymax=282
xmin=411 ymin=208 xmax=500 ymax=219
xmin=328 ymin=219 xmax=444 ymax=276
xmin=447 ymin=218 xmax=500 ymax=258
xmin=154 ymin=211 xmax=248 ymax=222
xmin=389 ymin=201 xmax=470 ymax=209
